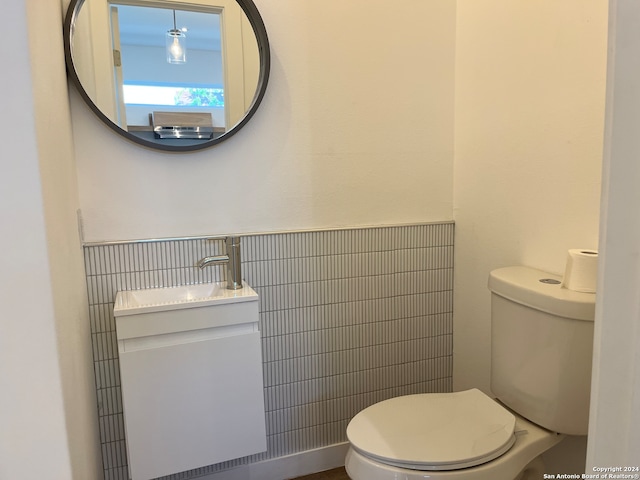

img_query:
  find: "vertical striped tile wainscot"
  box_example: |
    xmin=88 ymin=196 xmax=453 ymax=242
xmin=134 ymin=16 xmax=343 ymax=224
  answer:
xmin=83 ymin=222 xmax=454 ymax=480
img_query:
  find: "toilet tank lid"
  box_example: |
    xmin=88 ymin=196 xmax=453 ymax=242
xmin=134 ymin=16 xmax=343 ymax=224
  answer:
xmin=488 ymin=266 xmax=595 ymax=322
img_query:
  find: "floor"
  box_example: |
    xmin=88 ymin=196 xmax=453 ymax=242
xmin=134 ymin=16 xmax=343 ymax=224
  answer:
xmin=292 ymin=467 xmax=350 ymax=480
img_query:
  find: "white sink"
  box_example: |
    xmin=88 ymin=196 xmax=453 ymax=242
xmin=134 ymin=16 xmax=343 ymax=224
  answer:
xmin=114 ymin=282 xmax=258 ymax=316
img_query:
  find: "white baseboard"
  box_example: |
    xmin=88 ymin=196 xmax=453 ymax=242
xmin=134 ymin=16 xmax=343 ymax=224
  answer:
xmin=196 ymin=442 xmax=350 ymax=480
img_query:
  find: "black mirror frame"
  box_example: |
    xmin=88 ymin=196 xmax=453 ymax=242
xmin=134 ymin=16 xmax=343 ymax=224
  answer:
xmin=63 ymin=0 xmax=270 ymax=152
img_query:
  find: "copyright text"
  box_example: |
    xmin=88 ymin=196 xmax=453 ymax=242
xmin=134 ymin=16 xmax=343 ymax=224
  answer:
xmin=543 ymin=467 xmax=640 ymax=480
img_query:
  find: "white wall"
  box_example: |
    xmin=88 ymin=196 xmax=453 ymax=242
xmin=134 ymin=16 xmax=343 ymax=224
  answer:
xmin=453 ymin=0 xmax=608 ymax=472
xmin=587 ymin=0 xmax=640 ymax=467
xmin=0 ymin=1 xmax=103 ymax=479
xmin=453 ymin=0 xmax=607 ymax=397
xmin=0 ymin=2 xmax=83 ymax=479
xmin=26 ymin=0 xmax=103 ymax=477
xmin=71 ymin=0 xmax=456 ymax=243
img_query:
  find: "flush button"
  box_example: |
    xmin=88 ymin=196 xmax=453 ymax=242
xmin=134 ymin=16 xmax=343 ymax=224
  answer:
xmin=539 ymin=278 xmax=561 ymax=285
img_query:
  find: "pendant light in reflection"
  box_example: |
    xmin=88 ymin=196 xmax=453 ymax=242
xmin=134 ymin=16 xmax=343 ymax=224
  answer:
xmin=166 ymin=10 xmax=186 ymax=64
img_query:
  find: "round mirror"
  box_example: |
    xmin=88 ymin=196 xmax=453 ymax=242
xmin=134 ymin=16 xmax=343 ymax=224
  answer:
xmin=64 ymin=0 xmax=270 ymax=152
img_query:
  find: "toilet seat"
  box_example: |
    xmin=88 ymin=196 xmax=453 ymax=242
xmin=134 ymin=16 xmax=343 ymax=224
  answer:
xmin=346 ymin=389 xmax=517 ymax=471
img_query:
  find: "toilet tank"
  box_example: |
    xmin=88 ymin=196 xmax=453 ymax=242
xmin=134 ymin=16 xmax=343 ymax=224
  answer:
xmin=488 ymin=266 xmax=595 ymax=435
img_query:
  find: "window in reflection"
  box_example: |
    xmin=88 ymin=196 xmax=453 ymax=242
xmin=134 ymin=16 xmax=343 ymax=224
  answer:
xmin=111 ymin=3 xmax=225 ymax=129
xmin=123 ymin=84 xmax=224 ymax=107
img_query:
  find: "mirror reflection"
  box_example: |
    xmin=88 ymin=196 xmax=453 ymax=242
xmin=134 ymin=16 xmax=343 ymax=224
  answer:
xmin=65 ymin=0 xmax=269 ymax=151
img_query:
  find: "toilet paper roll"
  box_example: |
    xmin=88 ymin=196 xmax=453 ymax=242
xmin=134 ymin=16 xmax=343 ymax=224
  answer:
xmin=562 ymin=249 xmax=598 ymax=293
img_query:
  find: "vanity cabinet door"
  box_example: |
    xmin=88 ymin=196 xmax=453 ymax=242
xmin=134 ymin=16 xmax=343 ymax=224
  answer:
xmin=119 ymin=331 xmax=266 ymax=480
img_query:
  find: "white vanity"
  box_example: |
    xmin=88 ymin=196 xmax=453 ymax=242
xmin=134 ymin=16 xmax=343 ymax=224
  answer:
xmin=113 ymin=283 xmax=266 ymax=480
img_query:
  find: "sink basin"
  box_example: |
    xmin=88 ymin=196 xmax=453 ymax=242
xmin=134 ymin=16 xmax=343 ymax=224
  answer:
xmin=114 ymin=282 xmax=258 ymax=316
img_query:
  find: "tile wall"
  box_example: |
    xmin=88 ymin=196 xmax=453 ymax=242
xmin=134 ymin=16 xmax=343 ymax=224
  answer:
xmin=83 ymin=222 xmax=455 ymax=480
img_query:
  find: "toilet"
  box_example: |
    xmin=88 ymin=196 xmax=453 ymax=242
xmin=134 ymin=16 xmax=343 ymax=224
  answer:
xmin=345 ymin=265 xmax=595 ymax=480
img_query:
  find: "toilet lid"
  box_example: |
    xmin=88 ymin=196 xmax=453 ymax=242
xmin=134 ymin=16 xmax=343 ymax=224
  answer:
xmin=346 ymin=389 xmax=516 ymax=471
